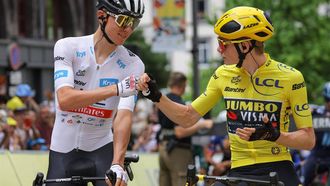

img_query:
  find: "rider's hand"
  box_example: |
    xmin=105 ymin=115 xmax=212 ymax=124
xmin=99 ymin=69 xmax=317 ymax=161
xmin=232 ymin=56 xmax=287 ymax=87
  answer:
xmin=141 ymin=73 xmax=162 ymax=102
xmin=106 ymin=164 xmax=128 ymax=186
xmin=236 ymin=116 xmax=280 ymax=142
xmin=116 ymin=75 xmax=138 ymax=97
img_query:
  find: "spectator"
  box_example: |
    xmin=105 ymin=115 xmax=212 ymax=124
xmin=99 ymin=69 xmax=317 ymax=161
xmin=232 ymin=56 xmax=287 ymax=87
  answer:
xmin=0 ymin=109 xmax=8 ymax=148
xmin=1 ymin=117 xmax=23 ymax=151
xmin=41 ymin=89 xmax=55 ymax=114
xmin=7 ymin=104 xmax=29 ymax=149
xmin=131 ymin=98 xmax=150 ymax=137
xmin=204 ymin=136 xmax=231 ymax=177
xmin=35 ymin=104 xmax=54 ymax=147
xmin=6 ymin=84 xmax=40 ymax=113
xmin=132 ymin=106 xmax=160 ymax=152
xmin=27 ymin=137 xmax=48 ymax=151
xmin=302 ymin=82 xmax=330 ymax=186
xmin=157 ymin=72 xmax=213 ymax=186
xmin=132 ymin=123 xmax=158 ymax=152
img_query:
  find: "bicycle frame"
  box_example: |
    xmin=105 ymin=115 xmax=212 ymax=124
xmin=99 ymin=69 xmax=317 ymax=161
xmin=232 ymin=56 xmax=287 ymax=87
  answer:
xmin=32 ymin=153 xmax=139 ymax=186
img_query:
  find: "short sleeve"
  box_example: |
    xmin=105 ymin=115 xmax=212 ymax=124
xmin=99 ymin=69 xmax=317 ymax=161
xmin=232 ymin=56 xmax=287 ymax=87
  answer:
xmin=54 ymin=38 xmax=75 ymax=91
xmin=289 ymin=71 xmax=312 ymax=129
xmin=191 ymin=68 xmax=223 ymax=116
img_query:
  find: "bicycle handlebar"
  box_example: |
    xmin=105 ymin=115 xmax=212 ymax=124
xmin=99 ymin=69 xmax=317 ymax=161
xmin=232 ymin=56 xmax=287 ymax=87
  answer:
xmin=33 ymin=153 xmax=139 ymax=186
xmin=186 ymin=164 xmax=285 ymax=186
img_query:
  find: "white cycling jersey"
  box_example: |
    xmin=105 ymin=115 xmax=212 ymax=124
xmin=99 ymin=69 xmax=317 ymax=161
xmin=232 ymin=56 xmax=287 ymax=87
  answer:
xmin=51 ymin=34 xmax=144 ymax=153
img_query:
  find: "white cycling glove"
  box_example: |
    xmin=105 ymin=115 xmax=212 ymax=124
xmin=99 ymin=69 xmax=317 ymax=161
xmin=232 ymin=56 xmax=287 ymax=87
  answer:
xmin=109 ymin=164 xmax=129 ymax=184
xmin=116 ymin=75 xmax=138 ymax=97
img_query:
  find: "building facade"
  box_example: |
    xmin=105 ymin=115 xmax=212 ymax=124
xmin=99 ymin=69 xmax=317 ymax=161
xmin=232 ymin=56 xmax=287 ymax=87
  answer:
xmin=0 ymin=0 xmax=98 ymax=102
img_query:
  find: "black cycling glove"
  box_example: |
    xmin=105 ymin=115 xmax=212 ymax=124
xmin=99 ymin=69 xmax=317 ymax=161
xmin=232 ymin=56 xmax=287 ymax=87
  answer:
xmin=142 ymin=73 xmax=162 ymax=102
xmin=249 ymin=121 xmax=281 ymax=142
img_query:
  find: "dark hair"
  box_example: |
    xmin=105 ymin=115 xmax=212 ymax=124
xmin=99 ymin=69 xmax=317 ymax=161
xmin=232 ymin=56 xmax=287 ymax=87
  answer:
xmin=167 ymin=72 xmax=187 ymax=88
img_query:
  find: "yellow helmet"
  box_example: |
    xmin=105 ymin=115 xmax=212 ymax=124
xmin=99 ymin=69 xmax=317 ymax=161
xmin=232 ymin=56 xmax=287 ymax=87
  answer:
xmin=214 ymin=6 xmax=274 ymax=42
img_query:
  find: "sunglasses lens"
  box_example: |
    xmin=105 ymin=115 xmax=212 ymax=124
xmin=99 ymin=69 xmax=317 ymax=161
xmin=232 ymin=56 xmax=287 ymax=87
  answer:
xmin=115 ymin=15 xmax=127 ymax=27
xmin=132 ymin=19 xmax=140 ymax=29
xmin=115 ymin=15 xmax=140 ymax=29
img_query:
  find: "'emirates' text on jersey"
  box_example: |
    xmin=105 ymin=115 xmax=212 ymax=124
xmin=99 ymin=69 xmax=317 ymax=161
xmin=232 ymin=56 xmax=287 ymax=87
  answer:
xmin=52 ymin=35 xmax=144 ymax=153
xmin=191 ymin=54 xmax=312 ymax=168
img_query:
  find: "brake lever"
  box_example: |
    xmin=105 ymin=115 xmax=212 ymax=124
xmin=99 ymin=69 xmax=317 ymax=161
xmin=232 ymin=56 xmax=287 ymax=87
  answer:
xmin=105 ymin=169 xmax=117 ymax=185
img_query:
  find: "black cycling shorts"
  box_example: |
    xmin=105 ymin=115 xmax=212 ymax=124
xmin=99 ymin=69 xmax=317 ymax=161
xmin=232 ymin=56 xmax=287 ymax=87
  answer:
xmin=46 ymin=142 xmax=113 ymax=186
xmin=227 ymin=160 xmax=300 ymax=186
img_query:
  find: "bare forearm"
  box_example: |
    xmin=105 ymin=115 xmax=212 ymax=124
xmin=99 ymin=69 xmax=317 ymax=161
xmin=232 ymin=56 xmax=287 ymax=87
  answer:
xmin=175 ymin=125 xmax=200 ymax=139
xmin=57 ymin=85 xmax=117 ymax=110
xmin=175 ymin=120 xmax=205 ymax=138
xmin=156 ymin=96 xmax=201 ymax=128
xmin=276 ymin=127 xmax=315 ymax=150
xmin=112 ymin=110 xmax=132 ymax=166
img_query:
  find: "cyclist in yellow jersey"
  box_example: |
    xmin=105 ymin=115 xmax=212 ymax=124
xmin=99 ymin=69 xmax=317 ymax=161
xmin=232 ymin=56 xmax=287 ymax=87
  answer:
xmin=137 ymin=6 xmax=315 ymax=186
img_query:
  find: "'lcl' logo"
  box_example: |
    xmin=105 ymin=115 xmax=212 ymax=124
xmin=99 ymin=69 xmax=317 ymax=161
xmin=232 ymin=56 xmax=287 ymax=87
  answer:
xmin=255 ymin=78 xmax=283 ymax=88
xmin=295 ymin=103 xmax=309 ymax=112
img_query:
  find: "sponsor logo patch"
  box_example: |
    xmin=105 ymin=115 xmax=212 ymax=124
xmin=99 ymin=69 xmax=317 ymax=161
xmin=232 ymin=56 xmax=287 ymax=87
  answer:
xmin=68 ymin=106 xmax=113 ymax=118
xmin=54 ymin=56 xmax=65 ymax=61
xmin=116 ymin=59 xmax=126 ymax=69
xmin=225 ymin=98 xmax=282 ymax=134
xmin=231 ymin=76 xmax=241 ymax=84
xmin=292 ymin=82 xmax=305 ymax=90
xmin=294 ymin=103 xmax=311 ymax=117
xmin=74 ymin=79 xmax=87 ymax=86
xmin=76 ymin=70 xmax=86 ymax=76
xmin=76 ymin=51 xmax=86 ymax=58
xmin=271 ymin=147 xmax=281 ymax=155
xmin=54 ymin=70 xmax=68 ymax=80
xmin=99 ymin=78 xmax=118 ymax=87
xmin=224 ymin=86 xmax=246 ymax=93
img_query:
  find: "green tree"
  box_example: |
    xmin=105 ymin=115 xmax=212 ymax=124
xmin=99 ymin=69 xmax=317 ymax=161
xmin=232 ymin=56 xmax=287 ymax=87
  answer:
xmin=224 ymin=0 xmax=330 ymax=104
xmin=126 ymin=29 xmax=170 ymax=88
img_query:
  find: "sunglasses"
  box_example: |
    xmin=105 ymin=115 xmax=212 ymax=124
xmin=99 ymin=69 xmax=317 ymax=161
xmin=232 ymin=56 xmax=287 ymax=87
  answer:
xmin=106 ymin=11 xmax=140 ymax=29
xmin=217 ymin=37 xmax=252 ymax=51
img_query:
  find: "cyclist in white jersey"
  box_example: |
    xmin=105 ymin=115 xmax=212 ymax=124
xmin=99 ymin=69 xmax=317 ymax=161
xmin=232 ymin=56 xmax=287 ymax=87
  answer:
xmin=47 ymin=0 xmax=145 ymax=186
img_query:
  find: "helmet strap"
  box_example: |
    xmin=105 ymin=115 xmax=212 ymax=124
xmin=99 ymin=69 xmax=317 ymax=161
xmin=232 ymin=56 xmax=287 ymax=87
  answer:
xmin=235 ymin=41 xmax=256 ymax=68
xmin=100 ymin=15 xmax=117 ymax=46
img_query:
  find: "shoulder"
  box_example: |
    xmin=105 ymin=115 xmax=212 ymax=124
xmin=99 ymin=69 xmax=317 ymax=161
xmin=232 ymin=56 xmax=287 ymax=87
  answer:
xmin=267 ymin=59 xmax=305 ymax=84
xmin=117 ymin=46 xmax=143 ymax=63
xmin=215 ymin=64 xmax=237 ymax=75
xmin=116 ymin=46 xmax=145 ymax=72
xmin=268 ymin=58 xmax=302 ymax=76
xmin=54 ymin=35 xmax=92 ymax=49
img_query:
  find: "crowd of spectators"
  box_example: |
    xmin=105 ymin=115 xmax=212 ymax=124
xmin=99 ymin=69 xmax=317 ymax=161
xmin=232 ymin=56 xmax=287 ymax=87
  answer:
xmin=0 ymin=84 xmax=54 ymax=151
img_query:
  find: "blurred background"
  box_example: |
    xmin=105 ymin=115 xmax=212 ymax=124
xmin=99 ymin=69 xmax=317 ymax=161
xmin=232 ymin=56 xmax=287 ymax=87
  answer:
xmin=0 ymin=0 xmax=330 ymax=185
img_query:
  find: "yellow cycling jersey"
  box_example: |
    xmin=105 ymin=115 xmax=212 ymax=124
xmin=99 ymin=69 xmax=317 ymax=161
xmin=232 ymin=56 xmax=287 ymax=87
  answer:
xmin=191 ymin=54 xmax=312 ymax=168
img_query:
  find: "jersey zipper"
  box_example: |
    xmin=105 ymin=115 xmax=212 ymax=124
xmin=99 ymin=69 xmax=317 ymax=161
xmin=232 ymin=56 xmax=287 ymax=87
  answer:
xmin=75 ymin=120 xmax=83 ymax=151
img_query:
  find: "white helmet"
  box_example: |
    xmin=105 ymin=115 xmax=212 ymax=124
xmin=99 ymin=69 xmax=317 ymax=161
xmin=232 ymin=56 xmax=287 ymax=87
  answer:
xmin=96 ymin=0 xmax=145 ymax=18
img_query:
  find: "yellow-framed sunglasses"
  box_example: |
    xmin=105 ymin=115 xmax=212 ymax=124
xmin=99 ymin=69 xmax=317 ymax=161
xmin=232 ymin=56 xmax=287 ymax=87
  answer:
xmin=106 ymin=11 xmax=141 ymax=29
xmin=217 ymin=37 xmax=252 ymax=51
